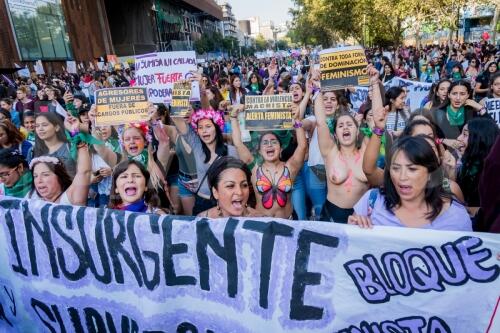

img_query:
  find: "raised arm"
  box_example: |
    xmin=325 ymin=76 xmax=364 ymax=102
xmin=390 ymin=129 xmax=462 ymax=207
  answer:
xmin=287 ymin=106 xmax=307 ymax=174
xmin=263 ymin=78 xmax=275 ymax=95
xmin=153 ymin=123 xmax=171 ymax=170
xmin=66 ymin=144 xmax=91 ymax=206
xmin=229 ymin=105 xmax=254 ymax=164
xmin=362 ymin=66 xmax=386 ymax=186
xmin=297 ymin=76 xmax=312 ymax=119
xmin=314 ymin=92 xmax=335 ymax=158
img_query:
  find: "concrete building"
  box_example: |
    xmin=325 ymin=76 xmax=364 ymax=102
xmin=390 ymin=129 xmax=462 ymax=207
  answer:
xmin=259 ymin=21 xmax=275 ymax=41
xmin=218 ymin=1 xmax=237 ymax=37
xmin=248 ymin=16 xmax=261 ymax=38
xmin=238 ymin=20 xmax=251 ymax=35
xmin=0 ymin=0 xmax=222 ymax=70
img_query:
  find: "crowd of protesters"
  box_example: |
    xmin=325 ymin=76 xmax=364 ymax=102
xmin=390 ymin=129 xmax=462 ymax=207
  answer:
xmin=0 ymin=38 xmax=499 ymax=234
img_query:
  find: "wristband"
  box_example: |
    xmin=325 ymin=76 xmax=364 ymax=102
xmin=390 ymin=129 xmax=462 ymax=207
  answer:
xmin=70 ymin=129 xmax=80 ymax=138
xmin=373 ymin=127 xmax=385 ymax=137
xmin=312 ymin=91 xmax=320 ymax=101
xmin=293 ymin=120 xmax=303 ymax=128
xmin=435 ymin=138 xmax=443 ymax=145
xmin=479 ymin=107 xmax=487 ymax=115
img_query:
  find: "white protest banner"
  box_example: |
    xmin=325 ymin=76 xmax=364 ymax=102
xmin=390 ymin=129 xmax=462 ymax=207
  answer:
xmin=134 ymin=51 xmax=197 ymax=104
xmin=0 ymin=197 xmax=499 ymax=332
xmin=15 ymin=64 xmax=30 ymax=78
xmin=393 ymin=77 xmax=433 ymax=112
xmin=66 ymin=61 xmax=77 ymax=74
xmin=484 ymin=98 xmax=500 ymax=126
xmin=34 ymin=60 xmax=45 ymax=75
xmin=349 ymin=78 xmax=432 ymax=113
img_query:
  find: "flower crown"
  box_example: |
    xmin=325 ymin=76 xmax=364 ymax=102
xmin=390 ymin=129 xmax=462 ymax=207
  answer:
xmin=118 ymin=122 xmax=153 ymax=148
xmin=190 ymin=108 xmax=225 ymax=132
xmin=29 ymin=156 xmax=60 ymax=169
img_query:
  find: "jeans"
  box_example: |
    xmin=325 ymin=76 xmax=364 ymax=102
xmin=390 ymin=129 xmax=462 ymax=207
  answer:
xmin=292 ymin=165 xmax=307 ymax=220
xmin=304 ymin=164 xmax=327 ymax=219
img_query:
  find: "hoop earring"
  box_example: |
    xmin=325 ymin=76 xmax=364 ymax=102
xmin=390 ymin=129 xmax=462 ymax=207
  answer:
xmin=217 ymin=201 xmax=223 ymax=217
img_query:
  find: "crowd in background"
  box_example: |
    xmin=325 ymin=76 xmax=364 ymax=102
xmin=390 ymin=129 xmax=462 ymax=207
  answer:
xmin=0 ymin=38 xmax=499 ymax=234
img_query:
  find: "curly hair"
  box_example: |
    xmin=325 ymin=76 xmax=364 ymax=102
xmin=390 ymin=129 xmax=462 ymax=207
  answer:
xmin=0 ymin=120 xmax=25 ymax=147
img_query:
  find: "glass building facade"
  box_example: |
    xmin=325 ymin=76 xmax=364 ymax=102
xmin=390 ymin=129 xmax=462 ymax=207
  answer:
xmin=5 ymin=0 xmax=73 ymax=61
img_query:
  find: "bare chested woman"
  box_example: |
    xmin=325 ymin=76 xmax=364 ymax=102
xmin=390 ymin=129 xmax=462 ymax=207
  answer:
xmin=312 ymin=75 xmax=369 ymax=223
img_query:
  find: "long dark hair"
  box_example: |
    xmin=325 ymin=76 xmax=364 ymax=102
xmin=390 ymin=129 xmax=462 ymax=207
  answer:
xmin=430 ymin=79 xmax=451 ymax=109
xmin=199 ymin=119 xmax=227 ymax=163
xmin=0 ymin=148 xmax=28 ymax=169
xmin=229 ymin=75 xmax=246 ymax=103
xmin=208 ymin=86 xmax=224 ymax=111
xmin=33 ymin=112 xmax=68 ymax=157
xmin=108 ymin=160 xmax=160 ymax=209
xmin=457 ymin=118 xmax=499 ymax=204
xmin=384 ymin=87 xmax=405 ymax=110
xmin=382 ymin=136 xmax=451 ymax=220
xmin=402 ymin=119 xmax=437 ymax=138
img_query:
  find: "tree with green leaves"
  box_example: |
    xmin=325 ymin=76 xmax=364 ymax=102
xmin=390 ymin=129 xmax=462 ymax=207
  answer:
xmin=289 ymin=0 xmax=496 ymax=47
xmin=255 ymin=34 xmax=269 ymax=51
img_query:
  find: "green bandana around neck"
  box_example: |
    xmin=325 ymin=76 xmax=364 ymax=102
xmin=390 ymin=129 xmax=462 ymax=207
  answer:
xmin=129 ymin=149 xmax=148 ymax=167
xmin=446 ymin=105 xmax=465 ymax=126
xmin=5 ymin=171 xmax=32 ymax=198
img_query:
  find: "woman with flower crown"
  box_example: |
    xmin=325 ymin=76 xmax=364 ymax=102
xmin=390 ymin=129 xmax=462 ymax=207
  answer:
xmin=171 ymin=73 xmax=239 ymax=215
xmin=88 ymin=102 xmax=172 ymax=211
xmin=27 ymin=116 xmax=92 ymax=206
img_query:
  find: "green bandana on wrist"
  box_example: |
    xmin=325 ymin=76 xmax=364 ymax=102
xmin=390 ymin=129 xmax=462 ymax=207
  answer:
xmin=66 ymin=131 xmax=103 ymax=160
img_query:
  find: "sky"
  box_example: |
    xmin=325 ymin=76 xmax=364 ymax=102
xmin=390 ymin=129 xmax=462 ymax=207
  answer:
xmin=228 ymin=0 xmax=294 ymax=26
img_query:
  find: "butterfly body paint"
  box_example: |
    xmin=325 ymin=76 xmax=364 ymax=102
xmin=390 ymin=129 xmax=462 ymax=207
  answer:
xmin=256 ymin=166 xmax=292 ymax=209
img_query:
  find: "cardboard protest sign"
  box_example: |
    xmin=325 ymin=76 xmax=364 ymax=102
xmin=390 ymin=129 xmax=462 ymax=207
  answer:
xmin=134 ymin=51 xmax=197 ymax=104
xmin=95 ymin=87 xmax=149 ymax=126
xmin=16 ymin=66 xmax=30 ymax=78
xmin=244 ymin=94 xmax=294 ymax=131
xmin=66 ymin=61 xmax=77 ymax=74
xmin=34 ymin=60 xmax=44 ymax=75
xmin=484 ymin=98 xmax=500 ymax=126
xmin=319 ymin=46 xmax=369 ymax=90
xmin=0 ymin=197 xmax=499 ymax=332
xmin=170 ymin=82 xmax=191 ymax=117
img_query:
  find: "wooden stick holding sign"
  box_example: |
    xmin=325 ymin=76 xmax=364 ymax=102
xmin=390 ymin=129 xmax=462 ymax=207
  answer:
xmin=95 ymin=87 xmax=149 ymax=126
xmin=170 ymin=82 xmax=191 ymax=117
xmin=319 ymin=45 xmax=369 ymax=91
xmin=244 ymin=94 xmax=294 ymax=131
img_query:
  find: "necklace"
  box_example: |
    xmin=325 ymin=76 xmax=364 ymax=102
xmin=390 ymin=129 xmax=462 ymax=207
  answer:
xmin=217 ymin=206 xmax=249 ymax=217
